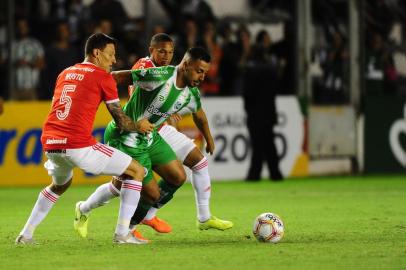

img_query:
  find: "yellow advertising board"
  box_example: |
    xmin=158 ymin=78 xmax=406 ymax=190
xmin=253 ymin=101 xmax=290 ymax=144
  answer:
xmin=0 ymin=101 xmax=113 ymax=187
xmin=0 ymin=96 xmax=308 ymax=186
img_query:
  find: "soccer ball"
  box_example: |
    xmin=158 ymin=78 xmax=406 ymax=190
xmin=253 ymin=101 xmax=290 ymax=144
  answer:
xmin=252 ymin=212 xmax=284 ymax=243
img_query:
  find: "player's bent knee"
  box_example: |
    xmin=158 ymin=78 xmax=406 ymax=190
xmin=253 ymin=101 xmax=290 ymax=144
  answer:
xmin=173 ymin=170 xmax=187 ymax=186
xmin=124 ymin=160 xmax=145 ymax=181
xmin=111 ymin=177 xmax=122 ymax=190
xmin=184 ymin=147 xmax=205 ymax=168
xmin=49 ymin=178 xmax=72 ymax=195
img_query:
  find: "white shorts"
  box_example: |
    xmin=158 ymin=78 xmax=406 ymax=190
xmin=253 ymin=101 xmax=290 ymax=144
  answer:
xmin=158 ymin=125 xmax=196 ymax=162
xmin=44 ymin=143 xmax=132 ymax=185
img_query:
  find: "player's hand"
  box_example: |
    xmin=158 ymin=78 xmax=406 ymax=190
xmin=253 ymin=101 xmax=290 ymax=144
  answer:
xmin=205 ymin=137 xmax=215 ymax=155
xmin=170 ymin=113 xmax=182 ymax=124
xmin=136 ymin=119 xmax=154 ymax=134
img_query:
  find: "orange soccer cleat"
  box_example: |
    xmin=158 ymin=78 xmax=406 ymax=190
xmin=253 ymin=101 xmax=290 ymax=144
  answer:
xmin=130 ymin=229 xmax=150 ymax=243
xmin=141 ymin=216 xmax=172 ymax=233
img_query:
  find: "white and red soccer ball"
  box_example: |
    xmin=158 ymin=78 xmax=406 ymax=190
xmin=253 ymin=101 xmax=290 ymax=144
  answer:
xmin=252 ymin=212 xmax=284 ymax=243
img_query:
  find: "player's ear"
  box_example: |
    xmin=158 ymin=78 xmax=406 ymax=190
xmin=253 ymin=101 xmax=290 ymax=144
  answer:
xmin=148 ymin=46 xmax=154 ymax=55
xmin=183 ymin=60 xmax=190 ymax=71
xmin=92 ymin=48 xmax=99 ymax=58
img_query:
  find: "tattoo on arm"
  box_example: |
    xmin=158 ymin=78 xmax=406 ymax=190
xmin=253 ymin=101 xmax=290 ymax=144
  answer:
xmin=106 ymin=102 xmax=138 ymax=132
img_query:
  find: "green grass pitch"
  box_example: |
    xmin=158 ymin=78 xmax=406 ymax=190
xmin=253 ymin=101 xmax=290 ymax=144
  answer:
xmin=1 ymin=175 xmax=406 ymax=270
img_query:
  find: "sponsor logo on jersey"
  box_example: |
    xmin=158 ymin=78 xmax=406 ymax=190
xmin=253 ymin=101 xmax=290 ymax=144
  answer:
xmin=174 ymin=101 xmax=182 ymax=110
xmin=46 ymin=138 xmax=68 ymax=144
xmin=147 ymin=104 xmax=170 ymax=119
xmin=67 ymin=66 xmax=95 ymax=72
xmin=158 ymin=95 xmax=165 ymax=102
xmin=149 ymin=69 xmax=169 ymax=75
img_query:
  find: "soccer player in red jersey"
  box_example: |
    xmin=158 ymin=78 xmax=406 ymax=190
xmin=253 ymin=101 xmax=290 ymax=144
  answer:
xmin=15 ymin=33 xmax=154 ymax=245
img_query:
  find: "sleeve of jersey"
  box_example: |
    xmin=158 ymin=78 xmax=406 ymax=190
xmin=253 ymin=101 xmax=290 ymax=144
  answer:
xmin=178 ymin=88 xmax=202 ymax=115
xmin=131 ymin=67 xmax=171 ymax=92
xmin=101 ymin=74 xmax=120 ymax=104
xmin=132 ymin=58 xmax=154 ymax=70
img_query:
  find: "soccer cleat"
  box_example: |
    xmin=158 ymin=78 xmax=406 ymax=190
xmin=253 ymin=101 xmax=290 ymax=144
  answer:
xmin=131 ymin=229 xmax=151 ymax=243
xmin=141 ymin=216 xmax=172 ymax=233
xmin=15 ymin=235 xmax=36 ymax=245
xmin=74 ymin=201 xmax=90 ymax=238
xmin=197 ymin=216 xmax=234 ymax=231
xmin=113 ymin=232 xmax=149 ymax=244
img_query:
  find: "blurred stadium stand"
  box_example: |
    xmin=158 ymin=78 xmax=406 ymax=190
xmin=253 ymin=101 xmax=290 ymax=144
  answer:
xmin=1 ymin=0 xmax=405 ymax=180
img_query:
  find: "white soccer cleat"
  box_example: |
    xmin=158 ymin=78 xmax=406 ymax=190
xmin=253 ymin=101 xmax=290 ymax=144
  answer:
xmin=113 ymin=232 xmax=149 ymax=244
xmin=74 ymin=201 xmax=90 ymax=238
xmin=15 ymin=235 xmax=36 ymax=245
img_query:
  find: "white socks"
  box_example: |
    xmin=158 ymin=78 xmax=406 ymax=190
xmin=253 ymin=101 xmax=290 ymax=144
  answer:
xmin=191 ymin=157 xmax=212 ymax=222
xmin=19 ymin=187 xmax=60 ymax=239
xmin=80 ymin=182 xmax=119 ymax=214
xmin=115 ymin=180 xmax=142 ymax=236
xmin=144 ymin=207 xmax=158 ymax=221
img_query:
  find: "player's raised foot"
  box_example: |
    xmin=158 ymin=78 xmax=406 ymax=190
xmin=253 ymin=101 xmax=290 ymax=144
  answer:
xmin=114 ymin=231 xmax=149 ymax=244
xmin=141 ymin=216 xmax=172 ymax=233
xmin=74 ymin=201 xmax=90 ymax=238
xmin=197 ymin=216 xmax=234 ymax=231
xmin=15 ymin=235 xmax=36 ymax=245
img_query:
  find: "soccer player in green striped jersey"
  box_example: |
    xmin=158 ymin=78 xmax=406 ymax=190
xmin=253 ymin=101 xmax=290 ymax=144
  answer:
xmin=75 ymin=47 xmax=231 ymax=242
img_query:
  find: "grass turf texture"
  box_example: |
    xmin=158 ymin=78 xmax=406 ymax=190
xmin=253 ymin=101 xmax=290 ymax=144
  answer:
xmin=1 ymin=176 xmax=406 ymax=270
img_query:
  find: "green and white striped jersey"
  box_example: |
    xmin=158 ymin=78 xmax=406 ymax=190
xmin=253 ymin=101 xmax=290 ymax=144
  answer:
xmin=105 ymin=65 xmax=202 ymax=147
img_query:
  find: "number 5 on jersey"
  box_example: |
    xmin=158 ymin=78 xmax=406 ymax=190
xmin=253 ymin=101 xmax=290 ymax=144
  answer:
xmin=57 ymin=84 xmax=76 ymax=120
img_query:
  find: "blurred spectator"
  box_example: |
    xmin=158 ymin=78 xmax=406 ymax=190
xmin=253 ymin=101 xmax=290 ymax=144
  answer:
xmin=11 ymin=18 xmax=45 ymax=100
xmin=95 ymin=19 xmax=129 ymax=97
xmin=180 ymin=0 xmax=215 ymax=29
xmin=41 ymin=21 xmax=79 ymax=100
xmin=365 ymin=0 xmax=396 ymax=39
xmin=315 ymin=31 xmax=349 ymax=104
xmin=312 ymin=0 xmax=344 ymax=43
xmin=152 ymin=24 xmax=166 ymax=35
xmin=365 ymin=31 xmax=397 ymax=95
xmin=243 ymin=30 xmax=283 ymax=182
xmin=199 ymin=21 xmax=222 ymax=96
xmin=95 ymin=19 xmax=129 ymax=70
xmin=256 ymin=30 xmax=287 ymax=92
xmin=122 ymin=17 xmax=148 ymax=65
xmin=67 ymin=0 xmax=91 ymax=48
xmin=249 ymin=0 xmax=292 ymax=21
xmin=234 ymin=25 xmax=252 ymax=95
xmin=90 ymin=0 xmax=128 ymax=39
xmin=174 ymin=16 xmax=198 ymax=63
xmin=218 ymin=22 xmax=241 ymax=96
xmin=158 ymin=0 xmax=215 ymax=34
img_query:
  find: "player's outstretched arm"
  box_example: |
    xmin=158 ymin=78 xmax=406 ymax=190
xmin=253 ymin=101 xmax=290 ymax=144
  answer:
xmin=106 ymin=102 xmax=154 ymax=133
xmin=110 ymin=70 xmax=133 ymax=85
xmin=192 ymin=108 xmax=215 ymax=155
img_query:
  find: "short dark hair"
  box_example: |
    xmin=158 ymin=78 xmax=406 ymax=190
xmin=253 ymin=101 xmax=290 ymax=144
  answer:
xmin=85 ymin=33 xmax=117 ymax=56
xmin=186 ymin=47 xmax=211 ymax=63
xmin=150 ymin=33 xmax=173 ymax=46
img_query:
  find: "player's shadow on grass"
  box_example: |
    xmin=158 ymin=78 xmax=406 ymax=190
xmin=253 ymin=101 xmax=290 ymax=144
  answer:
xmin=151 ymin=234 xmax=258 ymax=246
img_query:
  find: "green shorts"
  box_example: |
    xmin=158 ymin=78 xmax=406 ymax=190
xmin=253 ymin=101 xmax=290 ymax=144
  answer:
xmin=106 ymin=131 xmax=177 ymax=185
